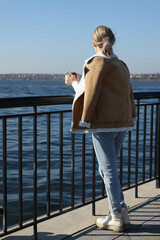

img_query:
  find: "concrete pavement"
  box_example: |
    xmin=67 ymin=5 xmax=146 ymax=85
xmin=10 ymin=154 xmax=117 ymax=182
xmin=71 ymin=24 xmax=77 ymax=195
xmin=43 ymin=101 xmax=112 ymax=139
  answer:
xmin=66 ymin=195 xmax=160 ymax=240
xmin=1 ymin=180 xmax=160 ymax=240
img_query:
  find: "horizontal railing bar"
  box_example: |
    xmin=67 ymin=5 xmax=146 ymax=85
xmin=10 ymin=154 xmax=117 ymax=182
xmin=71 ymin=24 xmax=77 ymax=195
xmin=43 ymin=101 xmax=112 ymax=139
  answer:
xmin=135 ymin=102 xmax=159 ymax=107
xmin=134 ymin=92 xmax=160 ymax=99
xmin=0 ymin=92 xmax=160 ymax=109
xmin=0 ymin=95 xmax=74 ymax=108
xmin=0 ymin=223 xmax=33 ymax=238
xmin=122 ymin=178 xmax=156 ymax=192
xmin=0 ymin=109 xmax=72 ymax=119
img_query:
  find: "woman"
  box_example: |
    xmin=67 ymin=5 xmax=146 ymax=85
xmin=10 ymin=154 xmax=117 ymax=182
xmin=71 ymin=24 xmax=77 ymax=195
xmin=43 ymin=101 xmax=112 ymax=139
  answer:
xmin=65 ymin=25 xmax=136 ymax=232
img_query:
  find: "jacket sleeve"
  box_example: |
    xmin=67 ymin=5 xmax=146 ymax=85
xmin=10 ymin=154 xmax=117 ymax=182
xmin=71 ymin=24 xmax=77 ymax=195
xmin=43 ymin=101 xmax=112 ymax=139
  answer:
xmin=130 ymin=84 xmax=136 ymax=120
xmin=80 ymin=63 xmax=105 ymax=126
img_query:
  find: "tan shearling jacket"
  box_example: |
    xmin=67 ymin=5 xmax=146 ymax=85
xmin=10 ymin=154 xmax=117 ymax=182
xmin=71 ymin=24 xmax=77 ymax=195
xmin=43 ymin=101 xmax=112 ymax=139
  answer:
xmin=72 ymin=55 xmax=136 ymax=132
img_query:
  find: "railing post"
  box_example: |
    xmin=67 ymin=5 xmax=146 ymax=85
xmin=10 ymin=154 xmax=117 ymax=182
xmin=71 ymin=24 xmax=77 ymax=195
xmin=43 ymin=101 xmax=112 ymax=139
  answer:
xmin=3 ymin=118 xmax=7 ymax=233
xmin=18 ymin=116 xmax=23 ymax=227
xmin=156 ymin=98 xmax=160 ymax=188
xmin=82 ymin=134 xmax=86 ymax=205
xmin=59 ymin=112 xmax=63 ymax=213
xmin=135 ymin=100 xmax=140 ymax=197
xmin=33 ymin=106 xmax=38 ymax=240
xmin=47 ymin=114 xmax=51 ymax=216
xmin=71 ymin=133 xmax=75 ymax=208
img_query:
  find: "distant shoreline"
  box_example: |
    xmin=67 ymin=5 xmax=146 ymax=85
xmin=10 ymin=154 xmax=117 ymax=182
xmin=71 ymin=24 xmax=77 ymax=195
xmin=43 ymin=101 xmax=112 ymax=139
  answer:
xmin=0 ymin=74 xmax=65 ymax=81
xmin=0 ymin=73 xmax=160 ymax=81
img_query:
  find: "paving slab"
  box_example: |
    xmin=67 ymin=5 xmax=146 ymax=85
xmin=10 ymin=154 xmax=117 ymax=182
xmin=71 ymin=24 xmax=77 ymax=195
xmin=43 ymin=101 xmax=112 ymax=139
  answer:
xmin=65 ymin=226 xmax=127 ymax=240
xmin=127 ymin=216 xmax=160 ymax=240
xmin=128 ymin=195 xmax=160 ymax=227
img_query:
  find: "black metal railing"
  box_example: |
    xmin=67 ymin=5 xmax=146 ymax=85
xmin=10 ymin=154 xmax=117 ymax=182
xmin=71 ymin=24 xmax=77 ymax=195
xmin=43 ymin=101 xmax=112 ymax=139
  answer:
xmin=0 ymin=92 xmax=160 ymax=240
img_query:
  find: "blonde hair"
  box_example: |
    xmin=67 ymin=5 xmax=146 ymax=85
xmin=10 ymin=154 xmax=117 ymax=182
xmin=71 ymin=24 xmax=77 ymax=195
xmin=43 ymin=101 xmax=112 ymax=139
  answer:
xmin=92 ymin=25 xmax=115 ymax=55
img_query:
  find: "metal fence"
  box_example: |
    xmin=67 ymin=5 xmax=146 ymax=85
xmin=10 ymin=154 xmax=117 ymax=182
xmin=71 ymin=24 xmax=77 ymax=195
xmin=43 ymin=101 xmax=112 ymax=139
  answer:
xmin=0 ymin=92 xmax=160 ymax=239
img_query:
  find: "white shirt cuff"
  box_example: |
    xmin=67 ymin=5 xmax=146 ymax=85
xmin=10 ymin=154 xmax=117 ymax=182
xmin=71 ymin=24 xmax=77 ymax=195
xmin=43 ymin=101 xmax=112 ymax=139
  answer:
xmin=79 ymin=121 xmax=91 ymax=128
xmin=72 ymin=81 xmax=79 ymax=92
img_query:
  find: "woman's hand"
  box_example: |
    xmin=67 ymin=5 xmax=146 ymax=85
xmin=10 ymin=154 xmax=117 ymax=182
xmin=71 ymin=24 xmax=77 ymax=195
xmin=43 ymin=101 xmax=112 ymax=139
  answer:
xmin=65 ymin=72 xmax=79 ymax=86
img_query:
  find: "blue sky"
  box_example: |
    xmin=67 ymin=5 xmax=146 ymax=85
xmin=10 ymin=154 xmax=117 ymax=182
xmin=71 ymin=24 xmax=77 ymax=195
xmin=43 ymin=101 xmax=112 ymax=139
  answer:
xmin=0 ymin=0 xmax=159 ymax=74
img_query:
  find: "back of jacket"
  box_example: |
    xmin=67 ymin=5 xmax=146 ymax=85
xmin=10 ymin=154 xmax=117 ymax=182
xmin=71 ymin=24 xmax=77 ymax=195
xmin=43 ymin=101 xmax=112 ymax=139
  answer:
xmin=73 ymin=56 xmax=136 ymax=130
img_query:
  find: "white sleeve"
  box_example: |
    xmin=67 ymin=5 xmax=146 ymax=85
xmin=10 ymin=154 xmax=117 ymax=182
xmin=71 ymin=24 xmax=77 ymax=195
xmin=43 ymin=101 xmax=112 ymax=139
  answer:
xmin=72 ymin=81 xmax=79 ymax=93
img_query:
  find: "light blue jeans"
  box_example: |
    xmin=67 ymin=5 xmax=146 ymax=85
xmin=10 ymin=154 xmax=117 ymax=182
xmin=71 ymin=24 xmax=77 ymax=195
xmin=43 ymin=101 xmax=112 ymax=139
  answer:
xmin=92 ymin=131 xmax=127 ymax=214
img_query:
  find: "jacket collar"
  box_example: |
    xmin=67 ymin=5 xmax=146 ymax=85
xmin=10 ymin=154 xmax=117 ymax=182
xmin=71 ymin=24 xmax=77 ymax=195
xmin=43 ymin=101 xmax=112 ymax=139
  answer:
xmin=84 ymin=51 xmax=118 ymax=65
